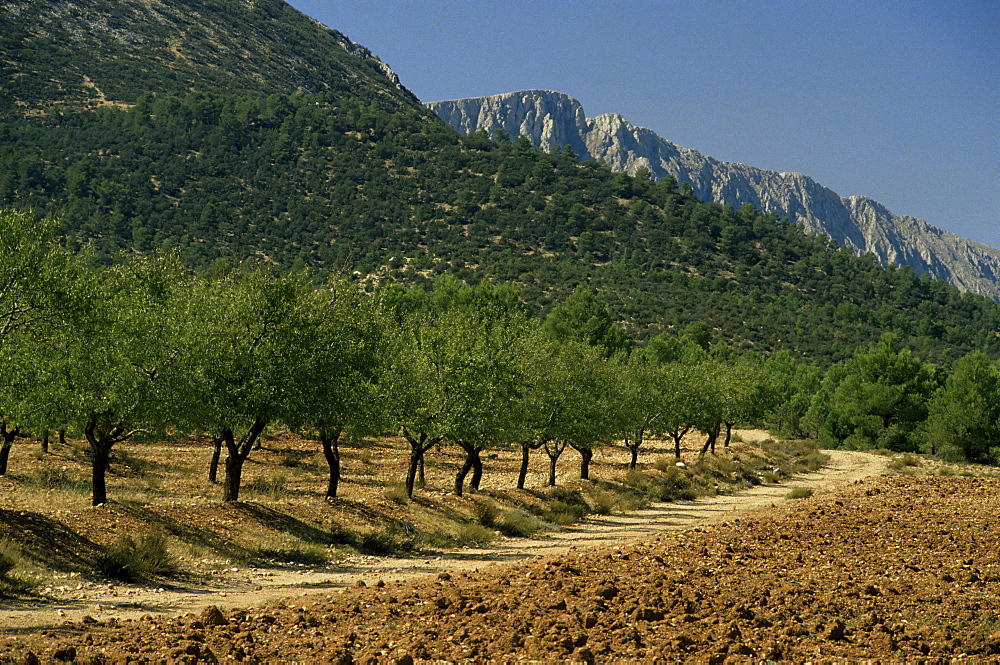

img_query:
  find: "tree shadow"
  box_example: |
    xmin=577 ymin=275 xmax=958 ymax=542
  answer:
xmin=0 ymin=509 xmax=103 ymax=574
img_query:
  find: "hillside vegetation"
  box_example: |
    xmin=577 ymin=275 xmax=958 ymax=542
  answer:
xmin=2 ymin=92 xmax=1000 ymax=365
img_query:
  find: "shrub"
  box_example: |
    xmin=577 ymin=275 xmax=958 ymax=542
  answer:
xmin=653 ymin=456 xmax=681 ymax=473
xmin=585 ymin=489 xmax=617 ymax=516
xmin=786 ymin=487 xmax=813 ymax=499
xmin=0 ymin=543 xmax=16 ymax=578
xmin=97 ymin=530 xmax=176 ymax=581
xmin=472 ymin=499 xmax=499 ymax=527
xmin=456 ymin=523 xmax=495 ymax=547
xmin=541 ymin=487 xmax=589 ymax=525
xmin=762 ymin=469 xmax=783 ymax=484
xmin=887 ymin=454 xmax=921 ymax=471
xmin=0 ymin=539 xmax=38 ymax=594
xmin=279 ymin=452 xmax=312 ymax=468
xmin=254 ymin=542 xmax=329 ymax=566
xmin=420 ymin=530 xmax=457 ymax=549
xmin=355 ymin=528 xmax=417 ymax=555
xmin=543 ymin=500 xmax=588 ymax=525
xmin=496 ymin=510 xmax=544 ymax=538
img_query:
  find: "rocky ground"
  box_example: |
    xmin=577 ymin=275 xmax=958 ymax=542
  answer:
xmin=8 ymin=452 xmax=1000 ymax=662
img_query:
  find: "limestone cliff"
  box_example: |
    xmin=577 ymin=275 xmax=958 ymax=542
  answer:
xmin=429 ymin=91 xmax=1000 ymax=300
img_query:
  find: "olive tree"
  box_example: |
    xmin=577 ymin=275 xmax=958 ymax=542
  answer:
xmin=175 ymin=269 xmax=311 ymax=502
xmin=0 ymin=210 xmax=80 ymax=474
xmin=386 ymin=298 xmax=531 ymax=498
xmin=281 ymin=279 xmax=389 ymax=499
xmin=39 ymin=253 xmax=190 ymax=505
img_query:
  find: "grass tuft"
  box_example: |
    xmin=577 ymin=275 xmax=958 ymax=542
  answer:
xmin=888 ymin=453 xmax=922 ymax=471
xmin=96 ymin=529 xmax=176 ymax=582
xmin=355 ymin=527 xmax=417 ymax=555
xmin=495 ymin=509 xmax=545 ymax=538
xmin=384 ymin=483 xmax=410 ymax=505
xmin=786 ymin=486 xmax=813 ymax=499
xmin=21 ymin=467 xmax=90 ymax=494
xmin=456 ymin=523 xmax=495 ymax=547
xmin=0 ymin=539 xmax=40 ymax=594
xmin=246 ymin=473 xmax=289 ymax=500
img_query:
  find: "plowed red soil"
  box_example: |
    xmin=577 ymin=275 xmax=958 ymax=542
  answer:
xmin=8 ymin=462 xmax=1000 ymax=662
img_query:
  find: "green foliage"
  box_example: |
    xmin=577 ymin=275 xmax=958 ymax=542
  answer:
xmin=786 ymin=487 xmax=813 ymax=499
xmin=21 ymin=467 xmax=90 ymax=494
xmin=804 ymin=334 xmax=940 ymax=452
xmin=251 ymin=542 xmax=329 ymax=567
xmin=456 ymin=523 xmax=496 ymax=547
xmin=887 ymin=453 xmax=923 ymax=471
xmin=2 ymin=88 xmax=998 ymax=367
xmin=495 ymin=510 xmax=545 ymax=538
xmin=355 ymin=527 xmax=418 ymax=555
xmin=542 ymin=286 xmax=632 ymax=357
xmin=541 ymin=487 xmax=590 ymax=524
xmin=625 ymin=467 xmax=699 ymax=502
xmin=543 ymin=501 xmax=589 ymax=525
xmin=924 ymin=351 xmax=1000 ymax=463
xmin=246 ymin=473 xmax=289 ymax=500
xmin=0 ymin=541 xmax=17 ymax=578
xmin=384 ymin=483 xmax=410 ymax=505
xmin=0 ymin=539 xmax=38 ymax=594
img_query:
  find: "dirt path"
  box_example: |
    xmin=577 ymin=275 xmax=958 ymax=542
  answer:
xmin=1 ymin=449 xmax=885 ymax=630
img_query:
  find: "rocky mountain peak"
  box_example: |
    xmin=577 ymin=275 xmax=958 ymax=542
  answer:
xmin=427 ymin=91 xmax=1000 ymax=301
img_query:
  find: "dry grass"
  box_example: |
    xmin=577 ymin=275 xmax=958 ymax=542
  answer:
xmin=0 ymin=431 xmax=827 ymax=585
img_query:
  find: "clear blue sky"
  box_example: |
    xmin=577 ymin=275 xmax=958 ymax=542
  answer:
xmin=286 ymin=0 xmax=1000 ymax=249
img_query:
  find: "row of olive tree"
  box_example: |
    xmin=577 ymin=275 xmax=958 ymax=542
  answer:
xmin=18 ymin=209 xmax=998 ymax=507
xmin=1 ymin=211 xmax=793 ymax=506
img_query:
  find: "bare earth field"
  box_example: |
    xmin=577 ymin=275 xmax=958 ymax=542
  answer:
xmin=3 ymin=435 xmax=1000 ymax=662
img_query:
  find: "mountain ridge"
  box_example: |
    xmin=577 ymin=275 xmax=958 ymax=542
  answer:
xmin=428 ymin=90 xmax=1000 ymax=300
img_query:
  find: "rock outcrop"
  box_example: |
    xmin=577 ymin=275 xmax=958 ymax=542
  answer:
xmin=429 ymin=90 xmax=1000 ymax=300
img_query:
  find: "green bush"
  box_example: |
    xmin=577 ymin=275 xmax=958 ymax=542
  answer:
xmin=96 ymin=530 xmax=176 ymax=581
xmin=652 ymin=456 xmax=681 ymax=473
xmin=0 ymin=543 xmax=16 ymax=578
xmin=472 ymin=499 xmax=499 ymax=527
xmin=762 ymin=469 xmax=783 ymax=484
xmin=457 ymin=523 xmax=495 ymax=547
xmin=254 ymin=542 xmax=329 ymax=566
xmin=543 ymin=500 xmax=588 ymax=525
xmin=0 ymin=539 xmax=37 ymax=594
xmin=496 ymin=510 xmax=544 ymax=538
xmin=887 ymin=454 xmax=922 ymax=471
xmin=585 ymin=489 xmax=617 ymax=516
xmin=355 ymin=528 xmax=417 ymax=555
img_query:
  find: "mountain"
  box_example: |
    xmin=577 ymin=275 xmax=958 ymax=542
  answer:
xmin=428 ymin=90 xmax=1000 ymax=301
xmin=0 ymin=0 xmax=421 ymax=113
xmin=4 ymin=3 xmax=1000 ymax=365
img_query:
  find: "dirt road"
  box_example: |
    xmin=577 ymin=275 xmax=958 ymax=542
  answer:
xmin=1 ymin=449 xmax=885 ymax=630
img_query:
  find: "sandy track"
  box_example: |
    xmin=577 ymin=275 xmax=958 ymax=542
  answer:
xmin=1 ymin=449 xmax=886 ymax=630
